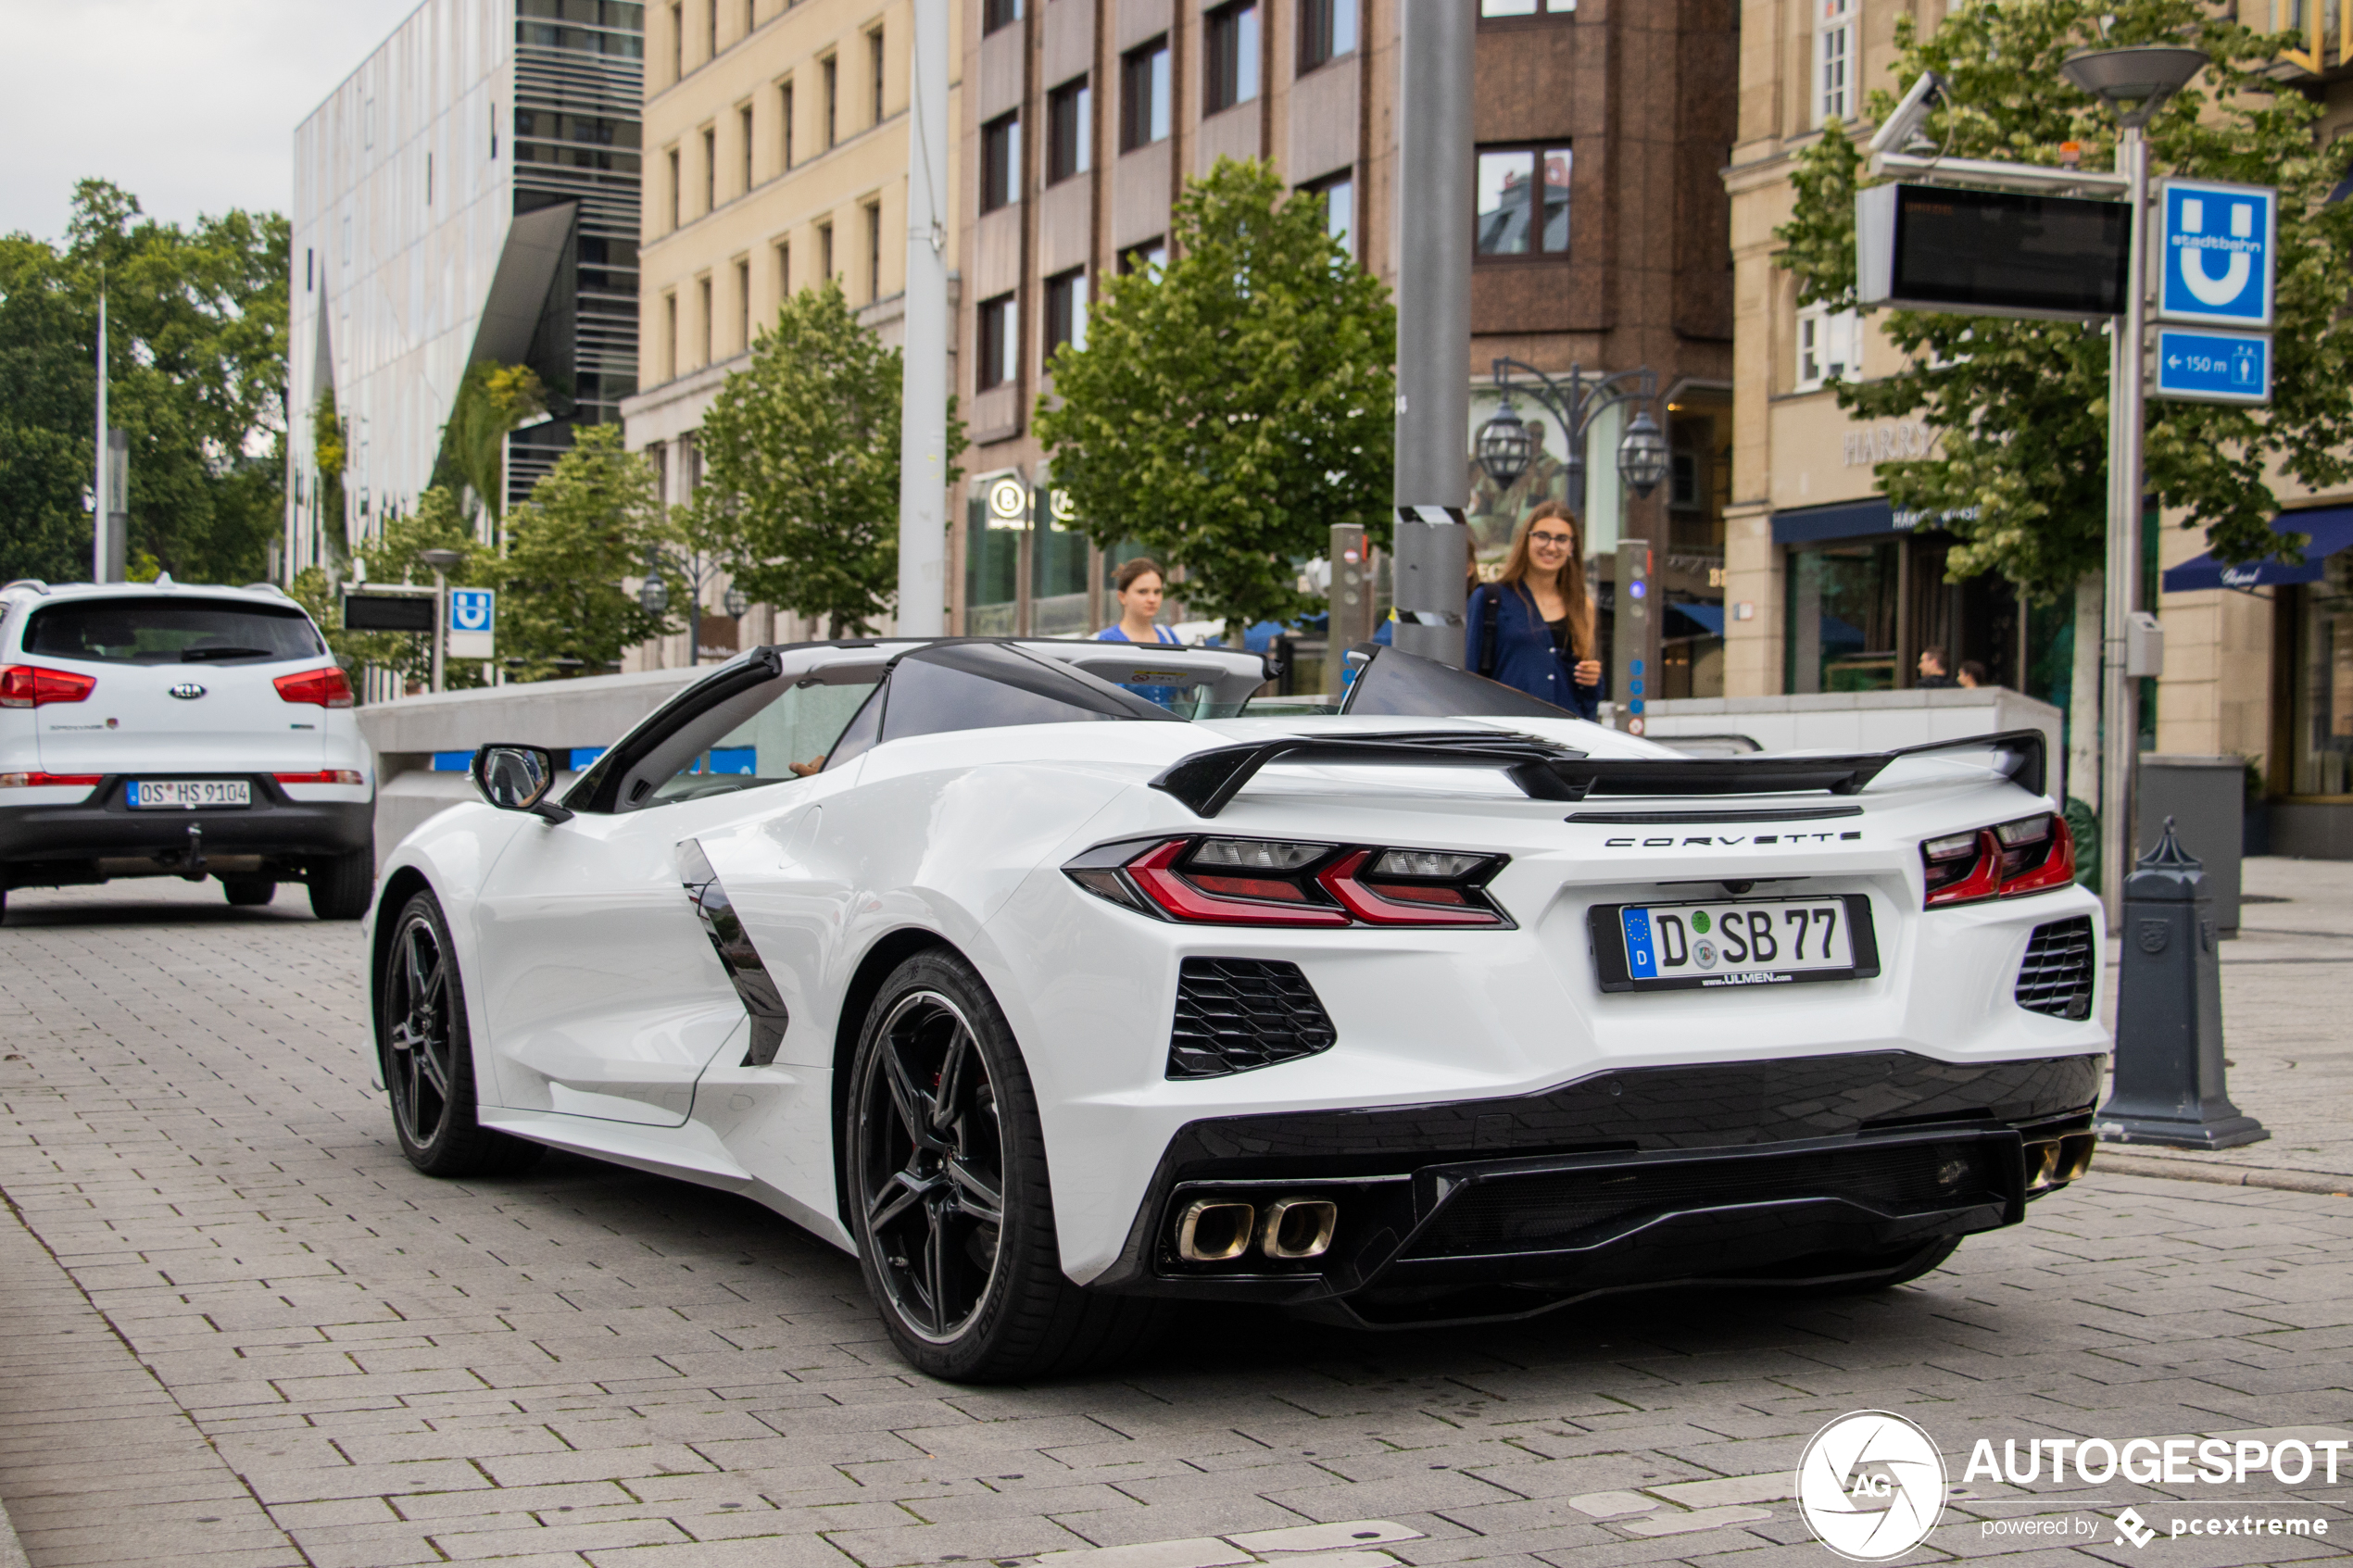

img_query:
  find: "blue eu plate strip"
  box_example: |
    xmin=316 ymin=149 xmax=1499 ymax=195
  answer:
xmin=1620 ymin=907 xmax=1657 ymax=980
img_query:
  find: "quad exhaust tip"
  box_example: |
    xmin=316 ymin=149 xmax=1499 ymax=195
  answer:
xmin=2025 ymin=1132 xmax=2097 ymax=1192
xmin=1175 ymin=1196 xmax=1339 ymax=1262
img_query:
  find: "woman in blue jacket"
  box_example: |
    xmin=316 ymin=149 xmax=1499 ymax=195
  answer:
xmin=1463 ymin=501 xmax=1603 ymax=720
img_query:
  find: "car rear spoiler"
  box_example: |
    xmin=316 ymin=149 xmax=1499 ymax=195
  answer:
xmin=1150 ymin=729 xmax=2045 ymax=819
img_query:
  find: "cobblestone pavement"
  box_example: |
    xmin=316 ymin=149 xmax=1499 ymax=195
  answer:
xmin=1 ymin=873 xmax=2350 ymax=1568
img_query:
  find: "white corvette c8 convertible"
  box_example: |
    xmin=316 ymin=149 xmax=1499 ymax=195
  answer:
xmin=368 ymin=637 xmax=2108 ymax=1381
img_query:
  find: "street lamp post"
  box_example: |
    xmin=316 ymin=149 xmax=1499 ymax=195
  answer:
xmin=639 ymin=546 xmax=731 ymax=663
xmin=2059 ymin=44 xmax=2208 ymax=929
xmin=420 ymin=547 xmax=464 ymax=694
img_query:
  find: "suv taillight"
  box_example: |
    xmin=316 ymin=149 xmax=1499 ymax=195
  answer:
xmin=1066 ymin=837 xmax=1510 ymax=928
xmin=0 ymin=664 xmax=96 ymax=708
xmin=1921 ymin=813 xmax=2075 ymax=908
xmin=273 ymin=666 xmax=354 ymax=709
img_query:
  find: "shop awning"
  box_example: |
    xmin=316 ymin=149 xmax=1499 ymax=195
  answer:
xmin=1773 ymin=499 xmax=1894 ymax=544
xmin=1669 ymin=600 xmax=1724 ymax=635
xmin=2161 ymin=506 xmax=2353 ymax=593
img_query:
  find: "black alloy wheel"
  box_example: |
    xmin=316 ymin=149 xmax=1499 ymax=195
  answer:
xmin=856 ymin=987 xmax=1008 ymax=1343
xmin=846 ymin=951 xmax=1169 ymax=1381
xmin=378 ymin=891 xmax=542 ymax=1177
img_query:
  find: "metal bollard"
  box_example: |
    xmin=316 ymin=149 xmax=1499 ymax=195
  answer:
xmin=2095 ymin=818 xmax=2269 ymax=1150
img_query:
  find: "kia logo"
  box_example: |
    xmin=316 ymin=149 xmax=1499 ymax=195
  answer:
xmin=169 ymin=682 xmax=207 ymax=700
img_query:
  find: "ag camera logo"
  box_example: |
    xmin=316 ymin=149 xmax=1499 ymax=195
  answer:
xmin=1797 ymin=1411 xmax=1947 ymax=1562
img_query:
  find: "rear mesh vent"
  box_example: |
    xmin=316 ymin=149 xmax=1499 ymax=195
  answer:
xmin=1168 ymin=958 xmax=1336 ymax=1079
xmin=1406 ymin=1139 xmax=1997 ymax=1260
xmin=2016 ymin=916 xmax=2095 ymax=1020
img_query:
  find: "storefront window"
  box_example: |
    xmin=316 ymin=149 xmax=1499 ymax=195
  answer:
xmin=1785 ymin=539 xmax=1899 ymax=693
xmin=2291 ymin=551 xmax=2353 ymax=796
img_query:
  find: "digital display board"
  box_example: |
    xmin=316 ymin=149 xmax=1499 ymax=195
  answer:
xmin=342 ymin=592 xmax=436 ymax=633
xmin=1858 ymin=182 xmax=2129 ymax=320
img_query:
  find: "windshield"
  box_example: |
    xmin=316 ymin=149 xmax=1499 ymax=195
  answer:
xmin=25 ymin=598 xmax=324 ymax=666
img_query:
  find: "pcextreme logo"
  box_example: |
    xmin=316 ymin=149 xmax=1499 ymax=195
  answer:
xmin=1796 ymin=1411 xmax=1948 ymax=1562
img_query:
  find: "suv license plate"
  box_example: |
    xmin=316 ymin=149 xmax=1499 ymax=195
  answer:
xmin=1591 ymin=894 xmax=1880 ymax=992
xmin=128 ymin=780 xmax=251 ymax=809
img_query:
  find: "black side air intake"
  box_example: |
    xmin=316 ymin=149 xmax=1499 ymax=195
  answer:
xmin=2016 ymin=916 xmax=2095 ymax=1021
xmin=1168 ymin=958 xmax=1336 ymax=1079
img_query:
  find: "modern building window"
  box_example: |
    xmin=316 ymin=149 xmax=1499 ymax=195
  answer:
xmin=736 ymin=257 xmax=751 ymax=352
xmin=983 ymin=0 xmax=1022 ymax=34
xmin=698 ymin=274 xmax=713 ymax=365
xmin=708 ymin=0 xmax=719 ymax=55
xmin=703 ymin=125 xmax=717 ymax=212
xmin=1479 ymin=0 xmax=1575 ymax=14
xmin=1817 ymin=0 xmax=1855 ymax=124
xmin=1046 ymin=77 xmax=1090 ymax=184
xmin=981 ymin=112 xmax=1022 ymax=212
xmin=1045 ymin=268 xmax=1088 ymax=357
xmin=1794 ymin=303 xmax=1860 ymax=391
xmin=819 ymin=221 xmax=834 ymax=282
xmin=780 ymin=81 xmax=794 ymax=167
xmin=1205 ymin=3 xmax=1260 ymax=113
xmin=1121 ymin=38 xmax=1170 ymax=151
xmin=667 ymin=146 xmax=681 ymax=228
xmin=978 ymin=293 xmax=1020 ymax=390
xmin=740 ymin=104 xmax=754 ymax=193
xmin=775 ymin=239 xmax=790 ymax=299
xmin=1118 ymin=238 xmax=1166 ymax=276
xmin=823 ymin=56 xmax=838 ymax=147
xmin=869 ymin=29 xmax=886 ymax=124
xmin=1474 ymin=144 xmax=1571 ymax=257
xmin=664 ymin=291 xmax=678 ymax=378
xmin=1299 ymin=0 xmax=1357 ymax=71
xmin=1303 ymin=171 xmax=1353 ymax=257
xmin=864 ymin=201 xmax=882 ymax=301
xmin=671 ymin=2 xmax=684 ymax=80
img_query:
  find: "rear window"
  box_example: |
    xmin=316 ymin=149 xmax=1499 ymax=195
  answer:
xmin=24 ymin=598 xmax=325 ymax=666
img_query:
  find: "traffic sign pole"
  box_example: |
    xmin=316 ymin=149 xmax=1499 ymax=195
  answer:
xmin=2099 ymin=121 xmax=2152 ymax=934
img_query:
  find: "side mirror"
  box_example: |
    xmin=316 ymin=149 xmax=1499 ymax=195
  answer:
xmin=471 ymin=744 xmax=573 ymax=822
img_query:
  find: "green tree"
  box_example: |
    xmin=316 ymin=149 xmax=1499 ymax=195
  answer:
xmin=1036 ymin=157 xmax=1395 ymax=640
xmin=437 ymin=360 xmax=547 ymax=528
xmin=493 ymin=424 xmax=675 ymax=679
xmin=693 ymin=277 xmax=963 ymax=636
xmin=0 ymin=181 xmax=289 ymax=586
xmin=1774 ymin=1 xmax=2353 ymax=797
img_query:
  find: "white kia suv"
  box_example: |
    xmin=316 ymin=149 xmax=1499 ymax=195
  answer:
xmin=0 ymin=579 xmax=375 ymax=920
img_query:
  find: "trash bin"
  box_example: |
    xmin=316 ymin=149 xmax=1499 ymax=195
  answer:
xmin=2136 ymin=755 xmax=2244 ymax=935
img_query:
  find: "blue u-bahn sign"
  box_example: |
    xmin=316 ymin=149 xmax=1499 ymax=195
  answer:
xmin=2157 ymin=179 xmax=2276 ymax=329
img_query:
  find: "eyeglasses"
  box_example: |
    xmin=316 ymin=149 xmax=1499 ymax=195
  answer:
xmin=1529 ymin=531 xmax=1576 ymax=547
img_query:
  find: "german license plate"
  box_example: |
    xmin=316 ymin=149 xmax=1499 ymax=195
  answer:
xmin=1591 ymin=894 xmax=1879 ymax=992
xmin=127 ymin=779 xmax=251 ymax=809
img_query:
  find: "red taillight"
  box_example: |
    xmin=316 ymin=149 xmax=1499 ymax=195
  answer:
xmin=0 ymin=771 xmax=102 ymax=790
xmin=1126 ymin=840 xmax=1350 ymax=927
xmin=0 ymin=664 xmax=96 ymax=708
xmin=273 ymin=666 xmax=354 ymax=709
xmin=1921 ymin=814 xmax=2075 ymax=909
xmin=1315 ymin=848 xmax=1506 ymax=927
xmin=273 ymin=770 xmax=367 ymax=786
xmin=1072 ymin=838 xmax=1510 ymax=928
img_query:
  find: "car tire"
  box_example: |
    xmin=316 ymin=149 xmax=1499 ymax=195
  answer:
xmin=378 ymin=890 xmax=544 ymax=1179
xmin=309 ymin=842 xmax=374 ymax=921
xmin=221 ymin=875 xmax=276 ymax=907
xmin=846 ymin=950 xmax=1169 ymax=1383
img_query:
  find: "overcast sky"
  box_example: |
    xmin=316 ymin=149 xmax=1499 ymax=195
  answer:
xmin=0 ymin=0 xmax=426 ymax=243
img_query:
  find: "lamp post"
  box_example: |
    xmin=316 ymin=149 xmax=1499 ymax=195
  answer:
xmin=640 ymin=546 xmax=731 ymax=663
xmin=2059 ymin=44 xmax=2208 ymax=929
xmin=1473 ymin=359 xmax=1668 ymax=514
xmin=420 ymin=547 xmax=464 ymax=694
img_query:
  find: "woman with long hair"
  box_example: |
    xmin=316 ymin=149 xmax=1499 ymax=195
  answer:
xmin=1462 ymin=501 xmax=1604 ymax=719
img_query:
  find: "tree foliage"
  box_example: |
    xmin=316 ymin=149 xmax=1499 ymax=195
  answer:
xmin=437 ymin=360 xmax=547 ymax=527
xmin=693 ymin=278 xmax=963 ymax=636
xmin=1036 ymin=157 xmax=1395 ymax=634
xmin=1774 ymin=0 xmax=2353 ymax=596
xmin=493 ymin=424 xmax=675 ymax=679
xmin=0 ymin=180 xmax=289 ymax=586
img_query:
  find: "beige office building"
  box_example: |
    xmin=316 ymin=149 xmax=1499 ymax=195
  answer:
xmin=1723 ymin=0 xmax=2353 ymax=854
xmin=622 ymin=0 xmax=962 ymax=664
